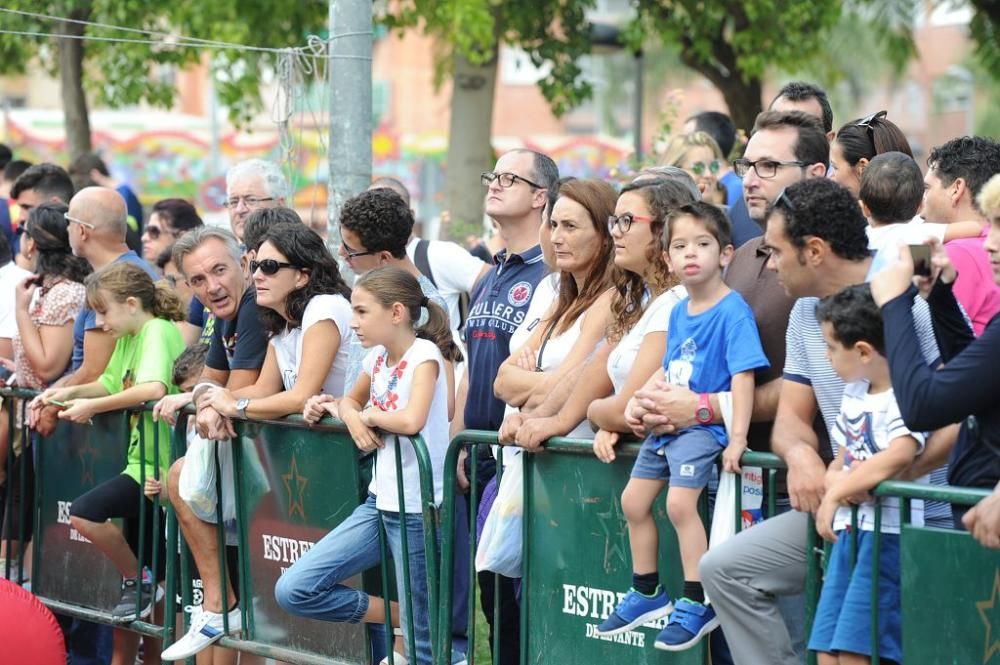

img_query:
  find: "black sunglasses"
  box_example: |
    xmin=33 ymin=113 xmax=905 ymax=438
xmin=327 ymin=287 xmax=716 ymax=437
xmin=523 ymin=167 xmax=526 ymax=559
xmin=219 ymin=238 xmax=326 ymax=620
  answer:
xmin=250 ymin=259 xmax=303 ymax=275
xmin=855 ymin=110 xmax=888 ymax=129
xmin=144 ymin=225 xmax=175 ymax=240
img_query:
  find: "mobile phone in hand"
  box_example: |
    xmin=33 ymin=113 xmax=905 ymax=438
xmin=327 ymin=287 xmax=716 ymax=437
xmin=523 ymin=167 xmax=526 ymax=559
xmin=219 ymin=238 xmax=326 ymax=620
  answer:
xmin=909 ymin=244 xmax=932 ymax=277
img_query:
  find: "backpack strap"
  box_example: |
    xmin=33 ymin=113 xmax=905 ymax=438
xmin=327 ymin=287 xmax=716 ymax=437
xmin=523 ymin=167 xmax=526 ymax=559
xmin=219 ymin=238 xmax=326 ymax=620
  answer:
xmin=413 ymin=239 xmax=437 ymax=287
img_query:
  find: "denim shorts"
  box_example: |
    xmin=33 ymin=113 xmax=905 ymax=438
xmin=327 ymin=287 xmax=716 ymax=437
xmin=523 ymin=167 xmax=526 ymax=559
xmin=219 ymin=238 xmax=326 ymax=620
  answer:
xmin=808 ymin=530 xmax=902 ymax=663
xmin=630 ymin=427 xmax=720 ymax=489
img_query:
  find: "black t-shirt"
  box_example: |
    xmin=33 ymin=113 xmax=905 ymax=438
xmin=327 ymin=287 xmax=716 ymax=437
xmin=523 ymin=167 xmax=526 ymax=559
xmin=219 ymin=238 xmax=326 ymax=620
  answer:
xmin=205 ymin=286 xmax=268 ymax=372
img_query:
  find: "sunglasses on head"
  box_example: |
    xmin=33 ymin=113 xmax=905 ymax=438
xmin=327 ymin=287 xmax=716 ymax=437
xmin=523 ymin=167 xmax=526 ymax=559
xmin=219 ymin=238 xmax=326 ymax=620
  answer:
xmin=250 ymin=259 xmax=304 ymax=276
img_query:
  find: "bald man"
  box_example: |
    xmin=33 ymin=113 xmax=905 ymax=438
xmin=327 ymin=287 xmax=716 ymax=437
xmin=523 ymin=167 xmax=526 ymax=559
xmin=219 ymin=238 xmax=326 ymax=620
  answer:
xmin=28 ymin=188 xmax=160 ymax=432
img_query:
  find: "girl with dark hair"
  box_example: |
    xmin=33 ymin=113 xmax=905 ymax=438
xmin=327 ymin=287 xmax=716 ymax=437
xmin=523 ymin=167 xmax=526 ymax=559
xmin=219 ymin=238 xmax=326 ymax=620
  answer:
xmin=493 ymin=178 xmax=617 ymax=443
xmin=830 ymin=110 xmax=913 ymax=198
xmin=284 ymin=266 xmax=459 ymax=665
xmin=206 ymin=223 xmax=354 ymax=420
xmin=9 ymin=203 xmax=91 ymax=390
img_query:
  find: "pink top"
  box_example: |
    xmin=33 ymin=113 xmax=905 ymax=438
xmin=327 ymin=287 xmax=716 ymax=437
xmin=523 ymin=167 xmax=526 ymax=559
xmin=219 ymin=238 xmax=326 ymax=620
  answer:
xmin=13 ymin=277 xmax=87 ymax=389
xmin=945 ymin=228 xmax=1000 ymax=336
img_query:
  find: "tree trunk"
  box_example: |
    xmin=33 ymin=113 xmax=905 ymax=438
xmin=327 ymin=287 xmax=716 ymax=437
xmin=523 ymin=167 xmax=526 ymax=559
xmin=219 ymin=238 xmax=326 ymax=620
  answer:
xmin=443 ymin=48 xmax=498 ymax=241
xmin=715 ymin=76 xmax=763 ymax=136
xmin=57 ymin=8 xmax=92 ymax=162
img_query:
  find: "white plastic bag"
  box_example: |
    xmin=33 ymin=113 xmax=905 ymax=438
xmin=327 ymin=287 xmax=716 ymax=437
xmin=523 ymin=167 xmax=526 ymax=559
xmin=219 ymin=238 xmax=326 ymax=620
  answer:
xmin=709 ymin=471 xmax=739 ymax=548
xmin=475 ymin=453 xmax=524 ymax=578
xmin=178 ymin=430 xmax=236 ymax=523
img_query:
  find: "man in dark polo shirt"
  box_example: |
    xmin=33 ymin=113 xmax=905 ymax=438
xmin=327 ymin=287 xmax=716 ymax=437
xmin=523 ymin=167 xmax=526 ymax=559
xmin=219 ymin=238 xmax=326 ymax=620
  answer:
xmin=456 ymin=148 xmax=558 ymax=665
xmin=155 ymin=226 xmax=268 ymax=661
xmin=628 ymin=110 xmax=830 ymax=663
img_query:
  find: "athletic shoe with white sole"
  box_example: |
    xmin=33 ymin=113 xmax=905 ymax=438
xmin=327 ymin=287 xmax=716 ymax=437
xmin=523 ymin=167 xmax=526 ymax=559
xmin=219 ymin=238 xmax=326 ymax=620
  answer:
xmin=594 ymin=587 xmax=673 ymax=637
xmin=161 ymin=604 xmax=241 ymax=661
xmin=111 ymin=575 xmax=165 ymax=623
xmin=653 ymin=598 xmax=719 ymax=651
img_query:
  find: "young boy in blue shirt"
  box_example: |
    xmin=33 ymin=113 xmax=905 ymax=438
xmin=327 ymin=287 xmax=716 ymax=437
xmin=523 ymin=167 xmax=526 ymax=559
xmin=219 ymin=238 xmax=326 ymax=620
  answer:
xmin=596 ymin=202 xmax=769 ymax=651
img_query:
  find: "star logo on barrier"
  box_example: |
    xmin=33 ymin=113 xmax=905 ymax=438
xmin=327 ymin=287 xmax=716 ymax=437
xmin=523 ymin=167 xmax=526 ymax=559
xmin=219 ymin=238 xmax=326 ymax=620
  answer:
xmin=596 ymin=493 xmax=629 ymax=571
xmin=282 ymin=454 xmax=308 ymax=521
xmin=78 ymin=441 xmax=98 ymax=485
xmin=977 ymin=568 xmax=1000 ymax=664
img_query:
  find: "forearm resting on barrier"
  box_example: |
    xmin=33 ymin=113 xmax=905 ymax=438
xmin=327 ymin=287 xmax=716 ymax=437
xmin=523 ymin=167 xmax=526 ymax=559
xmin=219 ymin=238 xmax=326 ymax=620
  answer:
xmin=902 ymin=423 xmax=958 ymax=480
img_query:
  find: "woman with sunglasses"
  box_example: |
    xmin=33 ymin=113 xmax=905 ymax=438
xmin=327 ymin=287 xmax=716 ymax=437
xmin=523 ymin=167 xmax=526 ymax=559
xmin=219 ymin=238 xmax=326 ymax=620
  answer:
xmin=206 ymin=222 xmax=353 ymax=421
xmin=661 ymin=132 xmax=728 ymax=206
xmin=511 ymin=178 xmax=694 ymax=453
xmin=141 ymin=199 xmax=202 ymax=264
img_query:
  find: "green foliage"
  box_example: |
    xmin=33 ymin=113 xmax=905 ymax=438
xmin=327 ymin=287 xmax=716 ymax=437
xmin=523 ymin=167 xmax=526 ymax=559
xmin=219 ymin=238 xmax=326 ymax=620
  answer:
xmin=383 ymin=0 xmax=599 ymax=117
xmin=0 ymin=1 xmax=327 ymax=128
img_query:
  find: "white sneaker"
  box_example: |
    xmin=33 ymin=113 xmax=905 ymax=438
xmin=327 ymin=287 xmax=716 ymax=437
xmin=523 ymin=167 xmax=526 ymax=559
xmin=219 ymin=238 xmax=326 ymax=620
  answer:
xmin=161 ymin=605 xmax=241 ymax=661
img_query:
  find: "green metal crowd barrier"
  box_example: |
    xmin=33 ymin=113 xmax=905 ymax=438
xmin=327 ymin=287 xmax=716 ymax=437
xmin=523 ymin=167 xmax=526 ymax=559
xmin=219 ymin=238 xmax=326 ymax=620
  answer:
xmin=3 ymin=386 xmax=999 ymax=665
xmin=0 ymin=388 xmax=441 ymax=665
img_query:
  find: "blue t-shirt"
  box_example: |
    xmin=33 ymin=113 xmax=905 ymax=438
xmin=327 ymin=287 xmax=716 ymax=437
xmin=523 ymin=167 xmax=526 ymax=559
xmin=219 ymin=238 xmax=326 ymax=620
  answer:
xmin=0 ymin=198 xmax=16 ymax=255
xmin=71 ymin=251 xmax=158 ymax=370
xmin=463 ymin=245 xmax=547 ymax=430
xmin=652 ymin=290 xmax=769 ymax=448
xmin=720 ymin=171 xmax=743 ymax=208
xmin=116 ymin=184 xmax=144 ymax=227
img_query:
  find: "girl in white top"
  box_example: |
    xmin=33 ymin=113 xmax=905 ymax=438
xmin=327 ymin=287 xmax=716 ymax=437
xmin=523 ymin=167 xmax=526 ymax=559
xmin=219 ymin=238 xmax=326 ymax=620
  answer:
xmin=500 ymin=177 xmax=695 ymax=458
xmin=494 ymin=179 xmax=619 ymax=448
xmin=301 ymin=266 xmax=460 ymax=665
xmin=206 ymin=223 xmax=353 ymax=419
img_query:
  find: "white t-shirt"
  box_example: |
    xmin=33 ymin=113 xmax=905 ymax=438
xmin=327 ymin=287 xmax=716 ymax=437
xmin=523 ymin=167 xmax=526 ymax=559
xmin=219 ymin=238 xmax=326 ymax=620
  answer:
xmin=270 ymin=294 xmax=352 ymax=396
xmin=362 ymin=338 xmax=449 ymax=512
xmin=406 ymin=237 xmax=488 ymax=331
xmin=831 ymin=381 xmax=926 ymax=534
xmin=0 ymin=262 xmax=32 ymax=340
xmin=509 ymin=272 xmax=559 ymax=355
xmin=866 ymin=220 xmax=947 ymax=254
xmin=607 ymin=286 xmax=687 ymax=393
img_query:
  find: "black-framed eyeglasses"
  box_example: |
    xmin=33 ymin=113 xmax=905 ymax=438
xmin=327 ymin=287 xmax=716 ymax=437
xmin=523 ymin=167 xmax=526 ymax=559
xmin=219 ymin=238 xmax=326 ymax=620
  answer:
xmin=223 ymin=195 xmax=275 ymax=209
xmin=340 ymin=242 xmax=375 ymax=261
xmin=481 ymin=171 xmax=544 ymax=190
xmin=733 ymin=158 xmax=807 ymax=180
xmin=250 ymin=259 xmax=303 ymax=275
xmin=607 ymin=212 xmax=656 ymax=234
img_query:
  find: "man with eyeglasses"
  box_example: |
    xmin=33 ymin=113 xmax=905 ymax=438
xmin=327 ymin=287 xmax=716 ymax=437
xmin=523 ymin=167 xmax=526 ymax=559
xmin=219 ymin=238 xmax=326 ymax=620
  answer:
xmin=627 ymin=110 xmax=830 ymax=663
xmin=335 ymin=187 xmax=447 ymax=391
xmin=184 ymin=159 xmax=289 ymax=347
xmin=455 ymin=149 xmax=558 ymax=665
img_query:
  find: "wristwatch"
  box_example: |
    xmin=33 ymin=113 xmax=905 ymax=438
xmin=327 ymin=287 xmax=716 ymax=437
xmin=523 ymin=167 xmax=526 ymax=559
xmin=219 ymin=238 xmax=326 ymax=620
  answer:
xmin=695 ymin=393 xmax=714 ymax=425
xmin=236 ymin=398 xmax=250 ymax=420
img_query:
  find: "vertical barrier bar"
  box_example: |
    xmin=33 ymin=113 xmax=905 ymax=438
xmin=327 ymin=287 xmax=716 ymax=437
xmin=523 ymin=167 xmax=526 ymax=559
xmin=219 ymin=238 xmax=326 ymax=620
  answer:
xmin=16 ymin=398 xmax=28 ymax=585
xmin=734 ymin=468 xmax=743 ymax=533
xmin=151 ymin=420 xmax=162 ymax=625
xmin=136 ymin=414 xmax=148 ymax=619
xmin=520 ymin=448 xmax=531 ymax=665
xmin=766 ymin=468 xmax=777 ymax=518
xmin=393 ymin=436 xmax=418 ymax=665
xmin=378 ymin=513 xmax=395 ymax=664
xmin=162 ymin=417 xmax=186 ymax=653
xmin=871 ymin=500 xmax=881 ymax=665
xmin=230 ymin=421 xmax=255 ymax=639
xmin=492 ymin=445 xmax=504 ymax=664
xmin=805 ymin=515 xmax=819 ymax=665
xmin=213 ymin=440 xmax=230 ymax=635
xmin=3 ymin=395 xmax=14 ymax=582
xmin=408 ymin=434 xmax=440 ymax=661
xmin=465 ymin=442 xmax=479 ymax=665
xmin=31 ymin=399 xmax=44 ymax=591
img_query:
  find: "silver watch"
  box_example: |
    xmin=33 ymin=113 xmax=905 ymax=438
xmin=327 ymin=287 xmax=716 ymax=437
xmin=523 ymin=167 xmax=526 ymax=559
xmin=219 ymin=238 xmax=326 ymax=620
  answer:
xmin=236 ymin=398 xmax=250 ymax=420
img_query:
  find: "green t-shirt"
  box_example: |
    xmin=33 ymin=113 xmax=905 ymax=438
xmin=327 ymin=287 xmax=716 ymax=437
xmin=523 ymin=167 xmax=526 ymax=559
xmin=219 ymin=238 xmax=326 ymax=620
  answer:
xmin=98 ymin=317 xmax=186 ymax=484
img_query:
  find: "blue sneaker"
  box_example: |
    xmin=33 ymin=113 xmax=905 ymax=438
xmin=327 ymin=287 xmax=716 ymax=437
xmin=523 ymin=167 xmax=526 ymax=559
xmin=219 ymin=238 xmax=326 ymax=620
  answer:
xmin=653 ymin=598 xmax=719 ymax=651
xmin=594 ymin=588 xmax=673 ymax=637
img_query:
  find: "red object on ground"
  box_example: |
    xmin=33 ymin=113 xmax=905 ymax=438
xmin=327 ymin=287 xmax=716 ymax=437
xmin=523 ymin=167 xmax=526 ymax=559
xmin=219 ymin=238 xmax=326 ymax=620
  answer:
xmin=0 ymin=579 xmax=66 ymax=665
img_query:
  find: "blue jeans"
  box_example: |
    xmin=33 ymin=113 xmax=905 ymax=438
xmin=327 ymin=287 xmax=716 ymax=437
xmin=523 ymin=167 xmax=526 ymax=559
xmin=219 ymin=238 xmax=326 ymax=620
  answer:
xmin=275 ymin=494 xmax=435 ymax=665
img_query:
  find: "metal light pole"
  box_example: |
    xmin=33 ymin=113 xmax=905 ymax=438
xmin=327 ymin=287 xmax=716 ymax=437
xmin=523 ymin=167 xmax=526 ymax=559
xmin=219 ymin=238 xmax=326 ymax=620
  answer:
xmin=327 ymin=0 xmax=373 ymax=261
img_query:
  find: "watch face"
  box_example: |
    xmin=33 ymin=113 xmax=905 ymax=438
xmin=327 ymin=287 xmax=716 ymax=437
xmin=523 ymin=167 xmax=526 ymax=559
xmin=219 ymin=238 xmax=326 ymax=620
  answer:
xmin=696 ymin=407 xmax=711 ymax=422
